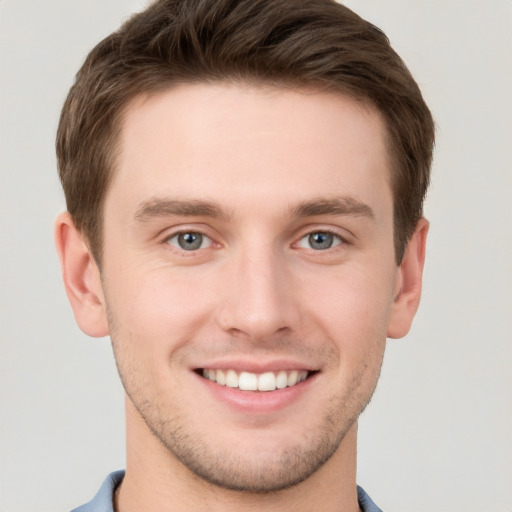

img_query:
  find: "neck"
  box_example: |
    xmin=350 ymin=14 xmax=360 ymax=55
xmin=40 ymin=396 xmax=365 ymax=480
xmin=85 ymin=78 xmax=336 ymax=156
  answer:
xmin=117 ymin=397 xmax=361 ymax=512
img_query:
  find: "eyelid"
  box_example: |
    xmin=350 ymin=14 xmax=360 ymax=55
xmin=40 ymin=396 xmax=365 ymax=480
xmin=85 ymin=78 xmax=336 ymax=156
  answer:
xmin=165 ymin=231 xmax=213 ymax=250
xmin=160 ymin=224 xmax=221 ymax=254
xmin=296 ymin=230 xmax=344 ymax=250
xmin=294 ymin=224 xmax=351 ymax=244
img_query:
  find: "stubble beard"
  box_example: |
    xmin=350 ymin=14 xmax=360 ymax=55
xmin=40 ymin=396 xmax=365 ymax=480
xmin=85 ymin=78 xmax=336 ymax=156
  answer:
xmin=113 ymin=348 xmax=380 ymax=494
xmin=106 ymin=302 xmax=383 ymax=494
xmin=132 ymin=393 xmax=360 ymax=493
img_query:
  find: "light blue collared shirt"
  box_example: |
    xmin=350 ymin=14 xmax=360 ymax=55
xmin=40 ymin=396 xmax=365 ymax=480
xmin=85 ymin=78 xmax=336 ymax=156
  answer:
xmin=71 ymin=470 xmax=383 ymax=512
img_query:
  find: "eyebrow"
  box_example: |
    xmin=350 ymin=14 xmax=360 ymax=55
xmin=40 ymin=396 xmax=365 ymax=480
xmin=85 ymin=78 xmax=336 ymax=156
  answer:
xmin=134 ymin=198 xmax=226 ymax=222
xmin=293 ymin=197 xmax=375 ymax=219
xmin=133 ymin=195 xmax=374 ymax=223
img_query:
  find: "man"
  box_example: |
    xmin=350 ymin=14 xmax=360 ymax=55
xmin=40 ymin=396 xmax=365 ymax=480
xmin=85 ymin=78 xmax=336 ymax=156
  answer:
xmin=54 ymin=0 xmax=434 ymax=510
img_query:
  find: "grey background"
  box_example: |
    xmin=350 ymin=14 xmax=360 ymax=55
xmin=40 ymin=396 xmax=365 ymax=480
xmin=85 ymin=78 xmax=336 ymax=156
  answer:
xmin=1 ymin=1 xmax=511 ymax=510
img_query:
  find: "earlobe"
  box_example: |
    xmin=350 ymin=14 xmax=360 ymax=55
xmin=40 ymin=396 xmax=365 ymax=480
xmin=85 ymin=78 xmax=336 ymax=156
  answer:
xmin=387 ymin=218 xmax=429 ymax=339
xmin=54 ymin=212 xmax=109 ymax=338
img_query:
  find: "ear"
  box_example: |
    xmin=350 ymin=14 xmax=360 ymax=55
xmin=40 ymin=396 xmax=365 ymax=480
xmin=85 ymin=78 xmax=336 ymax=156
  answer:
xmin=54 ymin=212 xmax=109 ymax=337
xmin=387 ymin=217 xmax=429 ymax=339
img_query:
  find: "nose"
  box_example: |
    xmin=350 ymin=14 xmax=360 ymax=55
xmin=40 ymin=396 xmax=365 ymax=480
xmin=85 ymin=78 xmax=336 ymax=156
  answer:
xmin=217 ymin=245 xmax=300 ymax=341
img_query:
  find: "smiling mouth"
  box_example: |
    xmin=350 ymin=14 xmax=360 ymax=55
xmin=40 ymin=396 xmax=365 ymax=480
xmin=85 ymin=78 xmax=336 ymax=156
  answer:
xmin=199 ymin=369 xmax=316 ymax=392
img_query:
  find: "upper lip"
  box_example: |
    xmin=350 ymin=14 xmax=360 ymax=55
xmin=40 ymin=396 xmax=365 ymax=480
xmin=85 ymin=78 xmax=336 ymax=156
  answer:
xmin=192 ymin=359 xmax=320 ymax=373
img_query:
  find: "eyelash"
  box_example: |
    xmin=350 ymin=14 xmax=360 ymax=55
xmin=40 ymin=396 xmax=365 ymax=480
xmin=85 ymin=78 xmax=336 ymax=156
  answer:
xmin=161 ymin=227 xmax=350 ymax=256
xmin=163 ymin=230 xmax=215 ymax=254
xmin=295 ymin=228 xmax=348 ymax=252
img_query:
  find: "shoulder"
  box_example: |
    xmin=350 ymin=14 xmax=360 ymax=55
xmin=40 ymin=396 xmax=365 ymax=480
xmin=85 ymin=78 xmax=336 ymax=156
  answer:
xmin=71 ymin=470 xmax=125 ymax=512
xmin=357 ymin=485 xmax=384 ymax=512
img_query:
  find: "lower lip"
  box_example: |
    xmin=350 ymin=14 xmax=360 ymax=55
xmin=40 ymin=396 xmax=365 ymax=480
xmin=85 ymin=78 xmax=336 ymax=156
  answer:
xmin=195 ymin=372 xmax=317 ymax=414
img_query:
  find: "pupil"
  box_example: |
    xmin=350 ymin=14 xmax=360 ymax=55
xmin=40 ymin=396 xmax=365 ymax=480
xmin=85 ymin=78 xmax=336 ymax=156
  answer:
xmin=178 ymin=232 xmax=202 ymax=250
xmin=309 ymin=232 xmax=333 ymax=250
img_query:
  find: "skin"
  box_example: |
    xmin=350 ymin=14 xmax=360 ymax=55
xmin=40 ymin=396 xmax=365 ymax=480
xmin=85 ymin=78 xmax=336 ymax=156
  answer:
xmin=55 ymin=83 xmax=428 ymax=512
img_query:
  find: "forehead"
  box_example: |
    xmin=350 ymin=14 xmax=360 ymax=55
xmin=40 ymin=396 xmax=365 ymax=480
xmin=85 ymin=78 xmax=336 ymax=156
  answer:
xmin=109 ymin=82 xmax=392 ymax=220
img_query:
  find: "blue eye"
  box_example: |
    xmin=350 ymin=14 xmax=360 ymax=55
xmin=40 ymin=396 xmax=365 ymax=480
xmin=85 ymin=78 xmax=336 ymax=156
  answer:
xmin=298 ymin=231 xmax=342 ymax=250
xmin=167 ymin=232 xmax=212 ymax=251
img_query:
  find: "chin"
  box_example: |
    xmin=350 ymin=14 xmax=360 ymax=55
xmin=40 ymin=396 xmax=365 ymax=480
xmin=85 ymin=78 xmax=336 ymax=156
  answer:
xmin=144 ymin=409 xmax=357 ymax=494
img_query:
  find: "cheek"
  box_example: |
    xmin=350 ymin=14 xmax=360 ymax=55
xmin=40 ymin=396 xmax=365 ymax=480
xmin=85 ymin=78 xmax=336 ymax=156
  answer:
xmin=305 ymin=263 xmax=395 ymax=351
xmin=105 ymin=266 xmax=218 ymax=351
xmin=104 ymin=273 xmax=197 ymax=395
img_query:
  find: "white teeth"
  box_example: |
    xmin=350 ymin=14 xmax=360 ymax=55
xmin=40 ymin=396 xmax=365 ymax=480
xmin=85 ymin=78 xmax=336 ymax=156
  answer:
xmin=287 ymin=370 xmax=298 ymax=386
xmin=239 ymin=372 xmax=258 ymax=391
xmin=258 ymin=372 xmax=276 ymax=391
xmin=216 ymin=369 xmax=226 ymax=385
xmin=276 ymin=371 xmax=288 ymax=389
xmin=201 ymin=368 xmax=311 ymax=391
xmin=225 ymin=369 xmax=238 ymax=388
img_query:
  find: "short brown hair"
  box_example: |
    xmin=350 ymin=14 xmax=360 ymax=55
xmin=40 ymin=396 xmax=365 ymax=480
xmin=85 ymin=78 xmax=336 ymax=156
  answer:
xmin=57 ymin=0 xmax=434 ymax=264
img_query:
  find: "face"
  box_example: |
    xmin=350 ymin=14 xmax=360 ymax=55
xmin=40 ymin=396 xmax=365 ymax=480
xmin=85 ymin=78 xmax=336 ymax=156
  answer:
xmin=100 ymin=83 xmax=399 ymax=491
